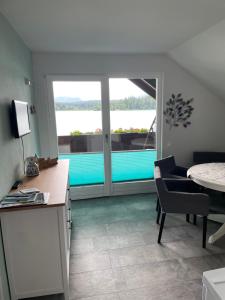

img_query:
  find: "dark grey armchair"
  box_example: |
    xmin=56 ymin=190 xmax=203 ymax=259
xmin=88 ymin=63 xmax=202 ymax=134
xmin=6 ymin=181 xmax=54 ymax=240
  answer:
xmin=154 ymin=155 xmax=196 ymax=223
xmin=154 ymin=155 xmax=188 ymax=179
xmin=193 ymin=151 xmax=225 ymax=215
xmin=155 ymin=167 xmax=210 ymax=248
xmin=193 ymin=151 xmax=225 ymax=164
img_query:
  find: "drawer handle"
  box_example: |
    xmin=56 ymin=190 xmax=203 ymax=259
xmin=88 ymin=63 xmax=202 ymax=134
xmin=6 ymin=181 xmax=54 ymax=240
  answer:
xmin=67 ymin=220 xmax=72 ymax=229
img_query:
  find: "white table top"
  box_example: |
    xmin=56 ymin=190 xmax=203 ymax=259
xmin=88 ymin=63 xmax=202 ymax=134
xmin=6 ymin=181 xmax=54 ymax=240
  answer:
xmin=187 ymin=163 xmax=225 ymax=192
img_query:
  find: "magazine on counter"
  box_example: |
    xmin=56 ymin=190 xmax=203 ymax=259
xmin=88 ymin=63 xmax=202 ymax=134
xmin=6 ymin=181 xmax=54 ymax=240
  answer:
xmin=0 ymin=191 xmax=49 ymax=208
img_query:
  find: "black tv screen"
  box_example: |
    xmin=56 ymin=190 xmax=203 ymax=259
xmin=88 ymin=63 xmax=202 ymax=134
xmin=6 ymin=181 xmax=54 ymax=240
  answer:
xmin=11 ymin=100 xmax=31 ymax=138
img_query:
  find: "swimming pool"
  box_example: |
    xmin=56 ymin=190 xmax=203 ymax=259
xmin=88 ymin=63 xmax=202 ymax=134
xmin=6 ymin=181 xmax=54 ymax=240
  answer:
xmin=60 ymin=150 xmax=157 ymax=186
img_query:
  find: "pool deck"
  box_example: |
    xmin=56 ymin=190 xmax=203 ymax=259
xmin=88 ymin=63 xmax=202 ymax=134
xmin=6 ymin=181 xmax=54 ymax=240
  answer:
xmin=60 ymin=150 xmax=157 ymax=186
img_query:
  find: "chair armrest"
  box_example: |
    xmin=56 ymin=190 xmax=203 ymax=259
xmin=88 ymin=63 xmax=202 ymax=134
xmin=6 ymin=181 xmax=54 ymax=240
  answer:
xmin=163 ymin=191 xmax=210 ymax=215
xmin=164 ymin=178 xmax=200 ymax=193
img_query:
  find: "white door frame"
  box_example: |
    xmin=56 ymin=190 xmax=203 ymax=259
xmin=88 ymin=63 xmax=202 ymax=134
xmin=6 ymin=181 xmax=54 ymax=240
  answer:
xmin=46 ymin=73 xmax=163 ymax=200
xmin=108 ymin=73 xmax=163 ymax=196
xmin=46 ymin=75 xmax=111 ymax=199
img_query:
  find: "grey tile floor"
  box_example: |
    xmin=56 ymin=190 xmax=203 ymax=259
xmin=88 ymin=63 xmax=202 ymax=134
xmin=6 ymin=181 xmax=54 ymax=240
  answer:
xmin=26 ymin=193 xmax=225 ymax=300
xmin=69 ymin=193 xmax=225 ymax=300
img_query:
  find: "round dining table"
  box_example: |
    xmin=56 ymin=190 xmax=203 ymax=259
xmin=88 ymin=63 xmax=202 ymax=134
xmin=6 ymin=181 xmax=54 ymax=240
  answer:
xmin=187 ymin=163 xmax=225 ymax=244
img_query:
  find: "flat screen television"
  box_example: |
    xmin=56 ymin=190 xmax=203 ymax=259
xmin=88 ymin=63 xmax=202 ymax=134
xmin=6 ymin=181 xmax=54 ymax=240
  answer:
xmin=11 ymin=100 xmax=31 ymax=138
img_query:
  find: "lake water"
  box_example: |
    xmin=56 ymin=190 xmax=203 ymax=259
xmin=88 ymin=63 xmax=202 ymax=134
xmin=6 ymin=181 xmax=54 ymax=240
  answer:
xmin=55 ymin=110 xmax=156 ymax=135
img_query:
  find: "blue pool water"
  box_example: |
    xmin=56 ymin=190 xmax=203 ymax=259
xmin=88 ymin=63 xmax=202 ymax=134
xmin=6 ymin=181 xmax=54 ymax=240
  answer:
xmin=60 ymin=150 xmax=157 ymax=186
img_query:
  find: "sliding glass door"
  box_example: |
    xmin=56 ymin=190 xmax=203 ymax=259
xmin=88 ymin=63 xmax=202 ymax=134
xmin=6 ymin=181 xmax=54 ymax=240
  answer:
xmin=109 ymin=78 xmax=157 ymax=184
xmin=51 ymin=79 xmax=110 ymax=197
xmin=48 ymin=75 xmax=161 ymax=199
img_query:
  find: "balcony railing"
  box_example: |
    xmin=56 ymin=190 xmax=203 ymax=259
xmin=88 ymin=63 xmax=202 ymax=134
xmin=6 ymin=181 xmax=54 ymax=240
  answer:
xmin=58 ymin=132 xmax=156 ymax=153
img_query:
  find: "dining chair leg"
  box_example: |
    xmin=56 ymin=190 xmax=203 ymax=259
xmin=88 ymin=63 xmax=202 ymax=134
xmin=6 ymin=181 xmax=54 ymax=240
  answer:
xmin=158 ymin=212 xmax=166 ymax=244
xmin=156 ymin=204 xmax=161 ymax=225
xmin=193 ymin=214 xmax=197 ymax=225
xmin=156 ymin=197 xmax=159 ymax=211
xmin=202 ymin=216 xmax=208 ymax=248
xmin=186 ymin=214 xmax=190 ymax=223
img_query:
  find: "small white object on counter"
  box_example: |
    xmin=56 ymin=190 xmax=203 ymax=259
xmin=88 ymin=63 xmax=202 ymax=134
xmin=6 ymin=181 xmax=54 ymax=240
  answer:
xmin=203 ymin=268 xmax=225 ymax=300
xmin=20 ymin=187 xmax=40 ymax=194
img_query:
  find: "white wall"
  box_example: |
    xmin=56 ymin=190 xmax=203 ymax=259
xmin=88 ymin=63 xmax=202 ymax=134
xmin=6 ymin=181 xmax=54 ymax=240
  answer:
xmin=170 ymin=18 xmax=225 ymax=101
xmin=32 ymin=52 xmax=225 ymax=166
xmin=0 ymin=13 xmax=40 ymax=300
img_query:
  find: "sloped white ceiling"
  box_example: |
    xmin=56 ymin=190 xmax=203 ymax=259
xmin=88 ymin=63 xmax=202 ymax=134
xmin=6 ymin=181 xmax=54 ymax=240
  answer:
xmin=170 ymin=19 xmax=225 ymax=100
xmin=1 ymin=0 xmax=225 ymax=53
xmin=1 ymin=0 xmax=225 ymax=100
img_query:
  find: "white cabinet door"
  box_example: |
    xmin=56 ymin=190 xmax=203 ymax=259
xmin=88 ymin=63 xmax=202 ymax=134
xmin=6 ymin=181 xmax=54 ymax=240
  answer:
xmin=1 ymin=207 xmax=64 ymax=300
xmin=0 ymin=274 xmax=4 ymax=300
xmin=65 ymin=189 xmax=72 ymax=250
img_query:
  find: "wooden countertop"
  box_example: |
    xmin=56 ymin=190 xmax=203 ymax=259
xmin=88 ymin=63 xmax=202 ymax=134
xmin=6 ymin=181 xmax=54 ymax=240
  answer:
xmin=0 ymin=160 xmax=69 ymax=212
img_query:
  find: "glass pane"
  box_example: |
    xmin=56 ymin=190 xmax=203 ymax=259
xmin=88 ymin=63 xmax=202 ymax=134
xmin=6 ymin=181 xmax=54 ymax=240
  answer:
xmin=109 ymin=78 xmax=157 ymax=183
xmin=53 ymin=81 xmax=104 ymax=186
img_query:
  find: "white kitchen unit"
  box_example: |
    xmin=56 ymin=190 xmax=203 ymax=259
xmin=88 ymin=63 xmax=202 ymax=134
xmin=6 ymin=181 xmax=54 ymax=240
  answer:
xmin=0 ymin=160 xmax=71 ymax=300
xmin=203 ymin=268 xmax=225 ymax=300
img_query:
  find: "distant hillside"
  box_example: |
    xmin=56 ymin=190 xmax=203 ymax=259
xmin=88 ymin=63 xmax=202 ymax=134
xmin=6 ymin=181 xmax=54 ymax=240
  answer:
xmin=55 ymin=96 xmax=81 ymax=103
xmin=55 ymin=96 xmax=156 ymax=111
